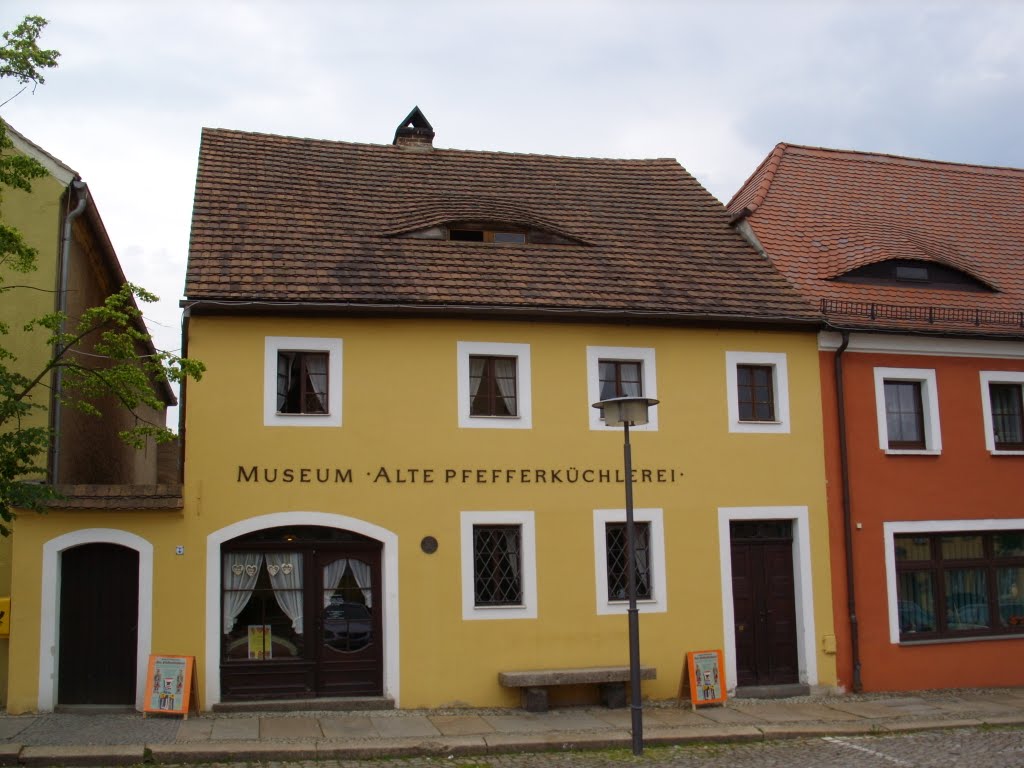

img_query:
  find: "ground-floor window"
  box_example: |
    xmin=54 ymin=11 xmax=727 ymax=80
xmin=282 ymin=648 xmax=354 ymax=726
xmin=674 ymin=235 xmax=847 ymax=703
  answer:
xmin=894 ymin=530 xmax=1024 ymax=639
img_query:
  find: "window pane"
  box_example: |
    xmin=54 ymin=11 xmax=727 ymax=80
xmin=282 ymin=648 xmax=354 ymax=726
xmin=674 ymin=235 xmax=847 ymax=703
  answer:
xmin=998 ymin=567 xmax=1024 ymax=628
xmin=223 ymin=555 xmax=304 ymax=660
xmin=994 ymin=532 xmax=1024 ymax=558
xmin=473 ymin=525 xmax=522 ymax=606
xmin=940 ymin=535 xmax=984 ymax=560
xmin=894 ymin=535 xmax=931 ymax=561
xmin=884 ymin=381 xmax=924 ymax=446
xmin=492 ymin=232 xmax=526 ymax=243
xmin=945 ymin=568 xmax=990 ymax=629
xmin=605 ymin=522 xmax=652 ymax=601
xmin=990 ymin=384 xmax=1024 ymax=447
xmin=599 ymin=360 xmax=643 ymax=399
xmin=278 ymin=351 xmax=328 ymax=414
xmin=897 ymin=571 xmax=936 ymax=634
xmin=469 ymin=356 xmax=517 ymax=417
xmin=737 ymin=364 xmax=774 ymax=422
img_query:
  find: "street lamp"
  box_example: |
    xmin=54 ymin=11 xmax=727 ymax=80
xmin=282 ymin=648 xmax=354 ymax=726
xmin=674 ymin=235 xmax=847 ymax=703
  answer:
xmin=592 ymin=395 xmax=659 ymax=756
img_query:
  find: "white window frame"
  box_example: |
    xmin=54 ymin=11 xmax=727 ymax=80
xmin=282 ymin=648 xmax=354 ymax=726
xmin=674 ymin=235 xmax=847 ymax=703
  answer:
xmin=980 ymin=371 xmax=1024 ymax=456
xmin=264 ymin=336 xmax=343 ymax=427
xmin=873 ymin=367 xmax=941 ymax=454
xmin=592 ymin=508 xmax=667 ymax=615
xmin=883 ymin=518 xmax=1024 ymax=644
xmin=460 ymin=511 xmax=537 ymax=620
xmin=586 ymin=346 xmax=658 ymax=431
xmin=725 ymin=351 xmax=791 ymax=434
xmin=457 ymin=342 xmax=532 ymax=429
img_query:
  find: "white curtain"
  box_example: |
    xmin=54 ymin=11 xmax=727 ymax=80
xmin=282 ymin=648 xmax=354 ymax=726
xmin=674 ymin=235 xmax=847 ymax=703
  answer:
xmin=223 ymin=552 xmax=263 ymax=634
xmin=305 ymin=354 xmax=328 ymax=412
xmin=322 ymin=559 xmax=348 ymax=608
xmin=469 ymin=357 xmax=485 ymax=400
xmin=493 ymin=358 xmax=517 ymax=415
xmin=266 ymin=552 xmax=304 ymax=633
xmin=276 ymin=354 xmax=292 ymax=411
xmin=347 ymin=558 xmax=374 ymax=608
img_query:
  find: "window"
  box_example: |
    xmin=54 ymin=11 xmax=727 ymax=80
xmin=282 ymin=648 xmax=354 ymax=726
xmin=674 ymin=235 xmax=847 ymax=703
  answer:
xmin=264 ymin=337 xmax=342 ymax=427
xmin=469 ymin=356 xmax=517 ymax=417
xmin=586 ymin=346 xmax=658 ymax=431
xmin=450 ymin=228 xmax=526 ymax=243
xmin=277 ymin=352 xmax=328 ymax=414
xmin=725 ymin=352 xmax=790 ymax=434
xmin=873 ymin=367 xmax=941 ymax=454
xmin=592 ymin=508 xmax=667 ymax=615
xmin=457 ymin=342 xmax=532 ymax=429
xmin=980 ymin=372 xmax=1024 ymax=454
xmin=605 ymin=522 xmax=652 ymax=601
xmin=892 ymin=530 xmax=1024 ymax=640
xmin=836 ymin=259 xmax=992 ymax=292
xmin=460 ymin=511 xmax=536 ymax=620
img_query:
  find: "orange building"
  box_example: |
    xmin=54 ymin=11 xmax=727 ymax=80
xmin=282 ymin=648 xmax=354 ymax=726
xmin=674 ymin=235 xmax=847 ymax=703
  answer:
xmin=730 ymin=145 xmax=1024 ymax=692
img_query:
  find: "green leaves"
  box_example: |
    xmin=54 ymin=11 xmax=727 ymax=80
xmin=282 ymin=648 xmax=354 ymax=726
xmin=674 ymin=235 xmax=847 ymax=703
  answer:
xmin=0 ymin=16 xmax=59 ymax=87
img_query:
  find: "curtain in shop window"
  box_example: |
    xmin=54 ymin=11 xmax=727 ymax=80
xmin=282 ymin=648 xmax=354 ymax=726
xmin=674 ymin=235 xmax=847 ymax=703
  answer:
xmin=322 ymin=559 xmax=348 ymax=608
xmin=347 ymin=558 xmax=373 ymax=608
xmin=223 ymin=552 xmax=263 ymax=634
xmin=277 ymin=354 xmax=292 ymax=411
xmin=305 ymin=354 xmax=328 ymax=412
xmin=266 ymin=552 xmax=304 ymax=633
xmin=469 ymin=357 xmax=485 ymax=400
xmin=493 ymin=357 xmax=517 ymax=415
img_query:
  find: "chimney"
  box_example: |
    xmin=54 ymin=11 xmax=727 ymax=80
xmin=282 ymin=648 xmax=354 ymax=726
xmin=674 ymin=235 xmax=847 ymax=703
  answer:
xmin=393 ymin=106 xmax=435 ymax=149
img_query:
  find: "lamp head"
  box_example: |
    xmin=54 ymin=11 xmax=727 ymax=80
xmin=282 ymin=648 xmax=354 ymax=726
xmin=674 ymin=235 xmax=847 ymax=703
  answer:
xmin=592 ymin=396 xmax=660 ymax=427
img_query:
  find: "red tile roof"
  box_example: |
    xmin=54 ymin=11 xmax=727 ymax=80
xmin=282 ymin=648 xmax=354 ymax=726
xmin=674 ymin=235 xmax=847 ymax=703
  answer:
xmin=185 ymin=128 xmax=817 ymax=325
xmin=728 ymin=144 xmax=1024 ymax=338
xmin=47 ymin=485 xmax=183 ymax=510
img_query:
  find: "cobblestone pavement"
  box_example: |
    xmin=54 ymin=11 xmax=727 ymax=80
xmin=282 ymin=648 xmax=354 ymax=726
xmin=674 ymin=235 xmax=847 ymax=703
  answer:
xmin=159 ymin=727 xmax=1024 ymax=768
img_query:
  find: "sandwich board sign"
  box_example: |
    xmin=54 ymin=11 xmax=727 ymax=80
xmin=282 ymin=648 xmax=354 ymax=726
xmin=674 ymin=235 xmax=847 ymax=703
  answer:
xmin=684 ymin=649 xmax=727 ymax=710
xmin=142 ymin=655 xmax=196 ymax=718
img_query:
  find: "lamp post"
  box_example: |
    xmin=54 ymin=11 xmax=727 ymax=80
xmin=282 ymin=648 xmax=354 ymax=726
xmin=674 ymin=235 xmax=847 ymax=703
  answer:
xmin=592 ymin=395 xmax=659 ymax=756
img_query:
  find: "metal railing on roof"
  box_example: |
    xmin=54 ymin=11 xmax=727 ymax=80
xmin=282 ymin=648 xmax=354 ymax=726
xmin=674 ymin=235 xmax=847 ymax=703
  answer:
xmin=821 ymin=299 xmax=1024 ymax=329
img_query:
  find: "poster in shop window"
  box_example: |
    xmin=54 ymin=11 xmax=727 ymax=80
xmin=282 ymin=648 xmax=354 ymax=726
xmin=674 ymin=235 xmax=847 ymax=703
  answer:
xmin=142 ymin=655 xmax=195 ymax=719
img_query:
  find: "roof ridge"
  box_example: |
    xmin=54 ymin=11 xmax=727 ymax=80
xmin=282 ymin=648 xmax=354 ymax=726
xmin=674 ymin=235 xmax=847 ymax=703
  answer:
xmin=727 ymin=142 xmax=788 ymax=219
xmin=200 ymin=126 xmax=681 ymax=165
xmin=781 ymin=142 xmax=1024 ymax=176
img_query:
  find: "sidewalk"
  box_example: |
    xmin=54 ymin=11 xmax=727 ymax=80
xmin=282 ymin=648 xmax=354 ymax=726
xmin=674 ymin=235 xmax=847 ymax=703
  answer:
xmin=1 ymin=688 xmax=1023 ymax=766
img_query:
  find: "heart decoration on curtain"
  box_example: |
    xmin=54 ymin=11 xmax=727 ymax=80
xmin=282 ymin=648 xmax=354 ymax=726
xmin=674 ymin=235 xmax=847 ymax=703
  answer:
xmin=245 ymin=564 xmax=258 ymax=577
xmin=231 ymin=564 xmax=244 ymax=576
xmin=281 ymin=562 xmax=294 ymax=575
xmin=267 ymin=564 xmax=281 ymax=576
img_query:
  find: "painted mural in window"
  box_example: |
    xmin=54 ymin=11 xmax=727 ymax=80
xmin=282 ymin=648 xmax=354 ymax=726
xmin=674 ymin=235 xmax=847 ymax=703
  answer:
xmin=894 ymin=531 xmax=1024 ymax=639
xmin=277 ymin=351 xmax=328 ymax=414
xmin=473 ymin=525 xmax=522 ymax=606
xmin=469 ymin=355 xmax=518 ymax=417
xmin=605 ymin=522 xmax=652 ymax=601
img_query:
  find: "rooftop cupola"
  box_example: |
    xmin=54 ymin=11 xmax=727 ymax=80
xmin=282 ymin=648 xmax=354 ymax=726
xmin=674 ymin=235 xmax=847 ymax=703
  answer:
xmin=393 ymin=106 xmax=435 ymax=149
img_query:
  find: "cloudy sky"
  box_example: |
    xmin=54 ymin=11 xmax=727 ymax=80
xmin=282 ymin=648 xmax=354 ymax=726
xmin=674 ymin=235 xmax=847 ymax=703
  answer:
xmin=2 ymin=0 xmax=1022 ymax=378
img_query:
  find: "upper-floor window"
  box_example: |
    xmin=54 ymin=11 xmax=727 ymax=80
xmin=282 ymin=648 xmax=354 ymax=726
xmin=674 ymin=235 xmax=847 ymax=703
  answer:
xmin=457 ymin=341 xmax=532 ymax=429
xmin=836 ymin=259 xmax=992 ymax=292
xmin=873 ymin=367 xmax=941 ymax=454
xmin=586 ymin=346 xmax=658 ymax=431
xmin=725 ymin=351 xmax=791 ymax=434
xmin=264 ymin=337 xmax=343 ymax=427
xmin=980 ymin=371 xmax=1024 ymax=455
xmin=450 ymin=229 xmax=526 ymax=243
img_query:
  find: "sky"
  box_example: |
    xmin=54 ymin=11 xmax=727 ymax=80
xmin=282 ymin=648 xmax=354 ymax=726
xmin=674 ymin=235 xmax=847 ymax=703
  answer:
xmin=2 ymin=0 xmax=1023 ymax=421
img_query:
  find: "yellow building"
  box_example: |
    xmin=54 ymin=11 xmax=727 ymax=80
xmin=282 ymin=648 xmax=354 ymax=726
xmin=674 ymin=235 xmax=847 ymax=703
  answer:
xmin=2 ymin=125 xmax=175 ymax=713
xmin=7 ymin=111 xmax=837 ymax=712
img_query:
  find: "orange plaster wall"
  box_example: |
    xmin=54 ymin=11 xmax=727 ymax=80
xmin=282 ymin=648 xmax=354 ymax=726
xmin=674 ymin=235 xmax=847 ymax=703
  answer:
xmin=820 ymin=349 xmax=1024 ymax=692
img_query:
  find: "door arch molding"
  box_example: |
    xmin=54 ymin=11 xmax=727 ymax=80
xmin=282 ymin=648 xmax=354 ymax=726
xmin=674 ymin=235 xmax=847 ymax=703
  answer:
xmin=39 ymin=529 xmax=153 ymax=711
xmin=205 ymin=512 xmax=399 ymax=708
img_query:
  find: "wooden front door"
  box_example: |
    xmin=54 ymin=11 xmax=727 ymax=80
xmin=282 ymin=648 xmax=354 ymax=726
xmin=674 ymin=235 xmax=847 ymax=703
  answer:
xmin=730 ymin=521 xmax=799 ymax=687
xmin=220 ymin=526 xmax=383 ymax=700
xmin=58 ymin=543 xmax=139 ymax=705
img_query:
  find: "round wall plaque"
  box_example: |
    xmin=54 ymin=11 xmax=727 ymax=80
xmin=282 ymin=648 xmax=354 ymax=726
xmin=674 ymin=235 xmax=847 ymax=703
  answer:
xmin=420 ymin=536 xmax=439 ymax=554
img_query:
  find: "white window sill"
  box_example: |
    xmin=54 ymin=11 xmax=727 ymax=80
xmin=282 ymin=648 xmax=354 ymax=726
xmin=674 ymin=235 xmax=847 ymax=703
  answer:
xmin=884 ymin=448 xmax=942 ymax=456
xmin=899 ymin=632 xmax=1024 ymax=646
xmin=989 ymin=449 xmax=1024 ymax=456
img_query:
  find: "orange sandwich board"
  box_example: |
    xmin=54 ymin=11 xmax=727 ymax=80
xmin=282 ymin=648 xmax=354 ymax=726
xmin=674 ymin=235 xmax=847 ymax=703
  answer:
xmin=142 ymin=655 xmax=196 ymax=719
xmin=683 ymin=649 xmax=727 ymax=710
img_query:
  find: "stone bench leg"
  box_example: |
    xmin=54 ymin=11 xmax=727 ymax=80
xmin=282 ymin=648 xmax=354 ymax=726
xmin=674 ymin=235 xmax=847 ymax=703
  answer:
xmin=522 ymin=687 xmax=549 ymax=712
xmin=599 ymin=682 xmax=627 ymax=709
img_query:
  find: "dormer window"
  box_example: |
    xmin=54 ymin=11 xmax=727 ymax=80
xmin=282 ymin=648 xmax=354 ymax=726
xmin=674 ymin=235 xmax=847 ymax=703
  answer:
xmin=836 ymin=259 xmax=992 ymax=291
xmin=450 ymin=229 xmax=527 ymax=244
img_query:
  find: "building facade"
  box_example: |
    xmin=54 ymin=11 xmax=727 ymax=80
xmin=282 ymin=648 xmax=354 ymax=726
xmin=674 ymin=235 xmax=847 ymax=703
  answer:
xmin=730 ymin=144 xmax=1024 ymax=692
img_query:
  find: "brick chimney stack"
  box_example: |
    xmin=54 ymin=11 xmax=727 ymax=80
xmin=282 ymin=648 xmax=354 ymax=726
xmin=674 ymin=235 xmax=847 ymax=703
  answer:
xmin=393 ymin=106 xmax=435 ymax=149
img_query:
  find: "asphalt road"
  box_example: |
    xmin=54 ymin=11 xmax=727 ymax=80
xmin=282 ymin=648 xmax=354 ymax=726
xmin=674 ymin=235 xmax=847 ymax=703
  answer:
xmin=150 ymin=726 xmax=1024 ymax=768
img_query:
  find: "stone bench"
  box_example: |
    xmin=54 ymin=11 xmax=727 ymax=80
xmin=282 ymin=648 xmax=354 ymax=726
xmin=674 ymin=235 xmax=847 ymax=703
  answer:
xmin=498 ymin=665 xmax=656 ymax=712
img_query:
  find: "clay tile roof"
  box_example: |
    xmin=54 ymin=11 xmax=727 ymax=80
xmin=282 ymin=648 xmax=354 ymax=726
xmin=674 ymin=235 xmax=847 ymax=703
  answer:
xmin=185 ymin=128 xmax=818 ymax=325
xmin=46 ymin=484 xmax=183 ymax=510
xmin=728 ymin=144 xmax=1024 ymax=338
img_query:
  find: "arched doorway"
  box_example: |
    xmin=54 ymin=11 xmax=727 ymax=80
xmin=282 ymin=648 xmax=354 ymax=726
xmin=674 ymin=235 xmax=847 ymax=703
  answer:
xmin=58 ymin=543 xmax=140 ymax=706
xmin=219 ymin=526 xmax=383 ymax=700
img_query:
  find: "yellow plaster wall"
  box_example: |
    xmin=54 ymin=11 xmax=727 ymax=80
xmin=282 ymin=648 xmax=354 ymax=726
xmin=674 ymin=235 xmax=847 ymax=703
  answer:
xmin=6 ymin=314 xmax=836 ymax=711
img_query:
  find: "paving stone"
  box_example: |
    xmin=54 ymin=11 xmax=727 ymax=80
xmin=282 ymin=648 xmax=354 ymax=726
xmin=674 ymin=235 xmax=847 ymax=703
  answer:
xmin=692 ymin=705 xmax=768 ymax=724
xmin=484 ymin=710 xmax=608 ymax=733
xmin=149 ymin=740 xmax=317 ymax=763
xmin=823 ymin=697 xmax=942 ymax=719
xmin=644 ymin=724 xmax=764 ymax=745
xmin=758 ymin=721 xmax=880 ymax=738
xmin=19 ymin=744 xmax=143 ymax=766
xmin=318 ymin=715 xmax=376 ymax=739
xmin=882 ymin=717 xmax=983 ymax=732
xmin=484 ymin=728 xmax=630 ymax=752
xmin=0 ymin=718 xmax=34 ymax=739
xmin=731 ymin=702 xmax=863 ymax=723
xmin=370 ymin=714 xmax=440 ymax=738
xmin=260 ymin=716 xmax=323 ymax=739
xmin=209 ymin=717 xmax=260 ymax=740
xmin=175 ymin=718 xmax=214 ymax=741
xmin=428 ymin=714 xmax=495 ymax=735
xmin=0 ymin=744 xmax=20 ymax=767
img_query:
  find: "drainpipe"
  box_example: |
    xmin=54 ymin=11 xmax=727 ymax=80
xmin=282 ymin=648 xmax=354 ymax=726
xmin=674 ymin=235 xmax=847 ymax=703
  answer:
xmin=177 ymin=306 xmax=191 ymax=483
xmin=49 ymin=179 xmax=89 ymax=484
xmin=834 ymin=329 xmax=863 ymax=692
